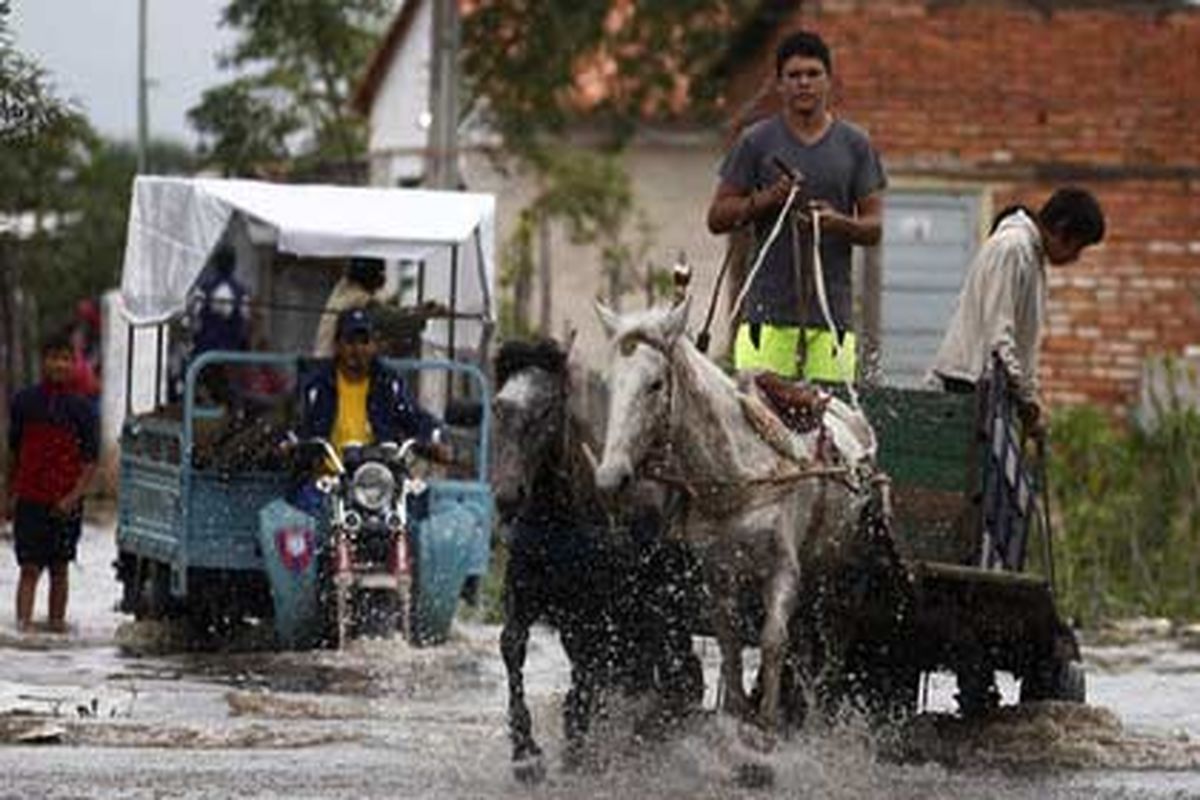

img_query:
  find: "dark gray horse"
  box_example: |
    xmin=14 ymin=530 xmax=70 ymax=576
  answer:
xmin=492 ymin=338 xmax=702 ymax=783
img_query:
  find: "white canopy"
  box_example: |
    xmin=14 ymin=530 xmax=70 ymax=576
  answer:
xmin=119 ymin=176 xmax=496 ymax=326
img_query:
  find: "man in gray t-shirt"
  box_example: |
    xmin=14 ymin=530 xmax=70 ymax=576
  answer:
xmin=707 ymin=30 xmax=886 ymax=383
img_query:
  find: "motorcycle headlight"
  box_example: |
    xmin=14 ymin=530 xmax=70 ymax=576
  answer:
xmin=351 ymin=462 xmax=396 ymax=511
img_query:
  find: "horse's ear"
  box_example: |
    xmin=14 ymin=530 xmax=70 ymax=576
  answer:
xmin=594 ymin=301 xmax=619 ymax=338
xmin=564 ymin=326 xmax=578 ymax=355
xmin=663 ymin=295 xmax=691 ymax=343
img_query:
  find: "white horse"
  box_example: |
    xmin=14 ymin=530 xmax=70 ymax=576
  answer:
xmin=593 ymin=299 xmax=878 ymax=732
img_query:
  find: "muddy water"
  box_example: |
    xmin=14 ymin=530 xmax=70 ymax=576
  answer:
xmin=0 ymin=521 xmax=1199 ymax=798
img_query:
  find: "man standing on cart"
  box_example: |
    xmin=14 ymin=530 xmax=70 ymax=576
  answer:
xmin=930 ymin=188 xmax=1106 ymax=434
xmin=706 ymin=30 xmax=886 ymax=384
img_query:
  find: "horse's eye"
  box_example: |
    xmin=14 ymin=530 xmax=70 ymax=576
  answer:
xmin=648 ymin=378 xmax=665 ymax=394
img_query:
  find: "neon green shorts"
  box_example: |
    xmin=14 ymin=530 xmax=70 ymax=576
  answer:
xmin=733 ymin=323 xmax=857 ymax=383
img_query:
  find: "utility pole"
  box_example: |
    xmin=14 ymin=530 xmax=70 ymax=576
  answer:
xmin=426 ymin=0 xmax=460 ymax=189
xmin=137 ymin=0 xmax=149 ymax=173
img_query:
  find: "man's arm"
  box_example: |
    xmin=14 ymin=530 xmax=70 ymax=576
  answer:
xmin=384 ymin=375 xmax=442 ymax=446
xmin=983 ymin=245 xmax=1037 ymax=404
xmin=3 ymin=455 xmax=16 ymax=521
xmin=54 ymin=463 xmax=96 ymax=517
xmin=52 ymin=398 xmax=99 ymax=517
xmin=297 ymin=379 xmax=327 ymax=441
xmin=386 ymin=378 xmax=453 ymax=462
xmin=706 ymin=175 xmax=796 ymax=235
xmin=810 ymin=191 xmax=883 ymax=246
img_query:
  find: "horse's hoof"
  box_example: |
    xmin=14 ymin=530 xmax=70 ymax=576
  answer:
xmin=722 ymin=697 xmax=751 ymax=722
xmin=513 ymin=754 xmax=546 ymax=785
xmin=734 ymin=761 xmax=775 ymax=790
xmin=634 ymin=698 xmax=691 ymax=742
xmin=737 ymin=721 xmax=778 ymax=754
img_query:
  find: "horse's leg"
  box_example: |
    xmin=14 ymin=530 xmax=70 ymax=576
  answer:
xmin=758 ymin=554 xmax=800 ymax=735
xmin=653 ymin=540 xmax=704 ymax=710
xmin=560 ymin=625 xmax=602 ymax=771
xmin=710 ymin=563 xmax=749 ymax=718
xmin=501 ymin=587 xmax=545 ymax=783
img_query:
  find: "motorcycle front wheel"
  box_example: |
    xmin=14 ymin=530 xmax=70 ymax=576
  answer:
xmin=355 ymin=588 xmax=401 ymax=640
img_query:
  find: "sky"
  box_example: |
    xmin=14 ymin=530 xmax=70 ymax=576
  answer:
xmin=10 ymin=0 xmax=235 ymax=145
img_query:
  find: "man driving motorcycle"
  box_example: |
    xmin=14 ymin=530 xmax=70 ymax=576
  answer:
xmin=298 ymin=307 xmax=448 ymax=461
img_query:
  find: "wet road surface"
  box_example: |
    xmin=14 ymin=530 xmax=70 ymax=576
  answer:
xmin=2 ymin=520 xmax=1200 ymax=799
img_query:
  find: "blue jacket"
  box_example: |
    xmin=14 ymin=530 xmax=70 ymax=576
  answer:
xmin=298 ymin=359 xmax=441 ymax=446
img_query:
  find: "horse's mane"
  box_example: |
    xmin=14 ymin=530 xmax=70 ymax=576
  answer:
xmin=495 ymin=338 xmax=568 ymax=389
xmin=494 ymin=337 xmax=608 ymax=524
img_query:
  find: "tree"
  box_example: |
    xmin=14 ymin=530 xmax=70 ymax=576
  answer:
xmin=461 ymin=0 xmax=760 ymax=330
xmin=462 ymin=0 xmax=758 ymax=152
xmin=24 ymin=140 xmax=199 ymax=331
xmin=0 ymin=0 xmax=90 ymax=483
xmin=2 ymin=2 xmax=198 ymax=363
xmin=0 ymin=2 xmax=77 ymax=145
xmin=189 ymin=0 xmax=391 ymax=178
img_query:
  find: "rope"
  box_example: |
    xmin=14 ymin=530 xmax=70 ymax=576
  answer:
xmin=729 ymin=184 xmax=802 ymax=324
xmin=809 ymin=208 xmax=861 ymax=409
xmin=647 ymin=464 xmax=855 ymax=500
xmin=720 ymin=189 xmax=862 ymax=410
xmin=695 ymin=242 xmax=738 ymax=354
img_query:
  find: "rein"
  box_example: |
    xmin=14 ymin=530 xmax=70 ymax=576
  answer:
xmin=647 ymin=464 xmax=856 ymax=501
xmin=719 ymin=182 xmax=862 ymax=410
xmin=696 ymin=239 xmax=738 ymax=354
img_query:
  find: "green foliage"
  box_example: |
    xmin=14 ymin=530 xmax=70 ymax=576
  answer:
xmin=462 ymin=0 xmax=757 ymax=152
xmin=1 ymin=19 xmax=199 ymax=323
xmin=1049 ymin=404 xmax=1200 ymax=626
xmin=0 ymin=4 xmax=78 ymax=145
xmin=189 ymin=0 xmax=390 ymax=177
xmin=467 ymin=538 xmax=508 ymax=626
xmin=19 ymin=140 xmax=198 ymax=333
xmin=463 ymin=1 xmax=758 ymax=332
xmin=187 ymin=78 xmax=300 ymax=176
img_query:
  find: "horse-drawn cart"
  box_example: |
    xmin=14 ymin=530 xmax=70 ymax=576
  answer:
xmin=862 ymin=361 xmax=1084 ymax=714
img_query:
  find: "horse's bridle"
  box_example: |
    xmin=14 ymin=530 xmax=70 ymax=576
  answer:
xmin=615 ymin=331 xmax=679 ymax=476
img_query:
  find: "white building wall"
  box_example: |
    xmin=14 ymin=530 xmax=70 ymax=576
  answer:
xmin=459 ymin=139 xmax=730 ymax=375
xmin=367 ymin=0 xmax=433 ymax=187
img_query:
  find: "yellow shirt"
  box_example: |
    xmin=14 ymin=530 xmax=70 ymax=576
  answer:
xmin=331 ymin=371 xmax=372 ymax=455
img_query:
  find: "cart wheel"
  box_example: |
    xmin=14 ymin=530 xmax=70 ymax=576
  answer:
xmin=956 ymin=667 xmax=1000 ymax=718
xmin=1058 ymin=661 xmax=1086 ymax=703
xmin=865 ymin=663 xmax=920 ymax=725
xmin=134 ymin=560 xmax=171 ymax=621
xmin=1021 ymin=658 xmax=1086 ymax=704
xmin=406 ymin=573 xmax=428 ymax=646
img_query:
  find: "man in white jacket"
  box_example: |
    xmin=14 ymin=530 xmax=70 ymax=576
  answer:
xmin=930 ymin=188 xmax=1106 ymax=429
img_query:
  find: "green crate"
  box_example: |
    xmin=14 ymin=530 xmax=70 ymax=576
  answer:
xmin=861 ymin=386 xmax=979 ymax=564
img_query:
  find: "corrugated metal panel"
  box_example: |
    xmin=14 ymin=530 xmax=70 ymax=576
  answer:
xmin=880 ymin=192 xmax=980 ymax=386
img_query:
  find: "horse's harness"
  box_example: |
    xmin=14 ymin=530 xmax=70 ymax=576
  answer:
xmin=615 ymin=330 xmax=858 ymax=508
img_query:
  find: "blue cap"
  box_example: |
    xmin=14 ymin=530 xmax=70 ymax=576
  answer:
xmin=335 ymin=307 xmax=375 ymax=341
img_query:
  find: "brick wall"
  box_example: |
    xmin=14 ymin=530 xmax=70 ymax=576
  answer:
xmin=727 ymin=0 xmax=1200 ymax=413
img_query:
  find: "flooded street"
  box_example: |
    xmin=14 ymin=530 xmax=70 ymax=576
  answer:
xmin=1 ymin=518 xmax=1200 ymax=799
